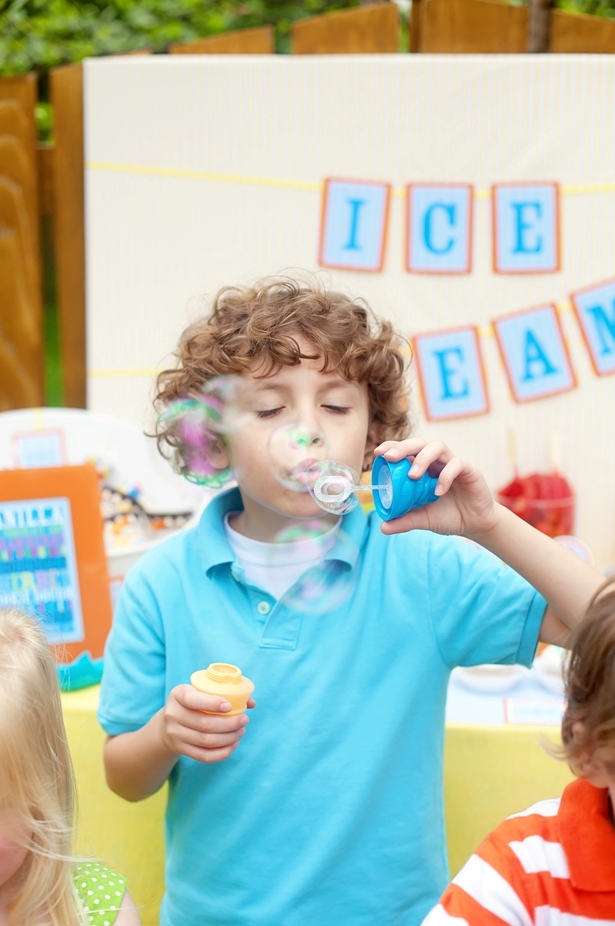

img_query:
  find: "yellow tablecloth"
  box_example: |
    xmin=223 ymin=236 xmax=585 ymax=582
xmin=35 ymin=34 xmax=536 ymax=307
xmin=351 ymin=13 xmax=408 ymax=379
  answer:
xmin=63 ymin=687 xmax=572 ymax=926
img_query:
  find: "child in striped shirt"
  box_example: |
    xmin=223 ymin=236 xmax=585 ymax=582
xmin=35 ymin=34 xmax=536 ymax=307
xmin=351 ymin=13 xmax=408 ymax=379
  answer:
xmin=423 ymin=579 xmax=615 ymax=926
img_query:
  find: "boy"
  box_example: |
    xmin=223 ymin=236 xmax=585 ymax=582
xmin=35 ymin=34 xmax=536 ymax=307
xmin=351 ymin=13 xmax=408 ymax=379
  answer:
xmin=99 ymin=279 xmax=602 ymax=926
xmin=422 ymin=579 xmax=615 ymax=925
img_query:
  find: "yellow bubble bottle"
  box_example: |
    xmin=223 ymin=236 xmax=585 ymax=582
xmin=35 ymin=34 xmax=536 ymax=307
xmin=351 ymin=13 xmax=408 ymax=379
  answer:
xmin=190 ymin=663 xmax=255 ymax=715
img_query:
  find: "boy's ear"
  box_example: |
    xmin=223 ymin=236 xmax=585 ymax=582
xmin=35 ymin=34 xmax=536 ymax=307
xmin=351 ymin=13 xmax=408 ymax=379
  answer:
xmin=207 ymin=437 xmax=231 ymax=472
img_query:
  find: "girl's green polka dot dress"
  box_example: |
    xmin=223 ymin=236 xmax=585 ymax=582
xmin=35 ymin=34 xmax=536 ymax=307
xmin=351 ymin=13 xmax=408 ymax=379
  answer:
xmin=73 ymin=862 xmax=127 ymax=925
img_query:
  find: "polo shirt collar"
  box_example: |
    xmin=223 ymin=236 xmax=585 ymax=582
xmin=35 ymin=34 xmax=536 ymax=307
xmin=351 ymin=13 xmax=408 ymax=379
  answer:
xmin=559 ymin=778 xmax=615 ymax=891
xmin=197 ymin=487 xmax=368 ymax=576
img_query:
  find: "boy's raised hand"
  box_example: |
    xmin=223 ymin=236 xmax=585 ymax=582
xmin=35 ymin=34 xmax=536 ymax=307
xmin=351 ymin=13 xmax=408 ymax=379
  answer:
xmin=374 ymin=437 xmax=498 ymax=538
xmin=161 ymin=685 xmax=256 ymax=764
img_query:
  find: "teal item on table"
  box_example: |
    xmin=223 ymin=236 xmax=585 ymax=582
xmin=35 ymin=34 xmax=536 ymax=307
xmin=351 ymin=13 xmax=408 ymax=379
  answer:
xmin=372 ymin=455 xmax=439 ymax=521
xmin=56 ymin=651 xmax=104 ymax=691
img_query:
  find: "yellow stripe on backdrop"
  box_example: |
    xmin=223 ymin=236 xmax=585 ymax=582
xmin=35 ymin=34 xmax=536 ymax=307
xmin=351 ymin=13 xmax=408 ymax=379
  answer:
xmin=86 ymin=162 xmax=615 ymax=199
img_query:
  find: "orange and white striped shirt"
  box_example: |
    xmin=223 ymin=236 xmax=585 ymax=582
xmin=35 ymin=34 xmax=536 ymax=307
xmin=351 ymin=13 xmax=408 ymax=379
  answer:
xmin=422 ymin=779 xmax=615 ymax=925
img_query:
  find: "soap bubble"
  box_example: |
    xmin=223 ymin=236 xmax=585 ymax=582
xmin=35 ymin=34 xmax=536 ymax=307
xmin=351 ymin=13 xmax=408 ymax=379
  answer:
xmin=273 ymin=522 xmax=359 ymax=616
xmin=310 ymin=461 xmax=360 ymax=515
xmin=268 ymin=421 xmax=329 ymax=493
xmin=158 ymin=376 xmax=251 ymax=488
xmin=202 ymin=375 xmax=252 ymax=435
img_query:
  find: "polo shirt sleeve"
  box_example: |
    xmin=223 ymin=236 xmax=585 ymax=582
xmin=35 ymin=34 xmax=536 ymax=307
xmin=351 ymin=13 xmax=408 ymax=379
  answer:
xmin=98 ymin=565 xmax=167 ymax=736
xmin=426 ymin=535 xmax=546 ymax=670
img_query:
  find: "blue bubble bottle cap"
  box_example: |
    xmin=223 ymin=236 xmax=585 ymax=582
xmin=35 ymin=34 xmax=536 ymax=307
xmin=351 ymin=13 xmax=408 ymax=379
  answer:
xmin=371 ymin=455 xmax=439 ymax=521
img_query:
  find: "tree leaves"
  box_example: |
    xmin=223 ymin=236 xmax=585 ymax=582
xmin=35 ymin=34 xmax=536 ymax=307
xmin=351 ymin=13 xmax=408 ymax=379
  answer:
xmin=0 ymin=0 xmax=360 ymax=76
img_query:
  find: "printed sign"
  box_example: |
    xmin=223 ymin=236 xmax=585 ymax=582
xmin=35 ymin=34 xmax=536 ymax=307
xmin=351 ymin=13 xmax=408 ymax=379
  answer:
xmin=319 ymin=178 xmax=390 ymax=271
xmin=494 ymin=304 xmax=575 ymax=403
xmin=414 ymin=327 xmax=489 ymax=420
xmin=0 ymin=465 xmax=112 ymax=661
xmin=0 ymin=497 xmax=84 ymax=644
xmin=493 ymin=183 xmax=560 ymax=274
xmin=13 ymin=430 xmax=66 ymax=468
xmin=406 ymin=184 xmax=473 ymax=273
xmin=571 ymin=278 xmax=615 ymax=376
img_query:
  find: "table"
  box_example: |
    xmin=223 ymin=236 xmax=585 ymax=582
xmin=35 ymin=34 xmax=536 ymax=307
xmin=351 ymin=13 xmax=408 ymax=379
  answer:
xmin=63 ymin=686 xmax=572 ymax=926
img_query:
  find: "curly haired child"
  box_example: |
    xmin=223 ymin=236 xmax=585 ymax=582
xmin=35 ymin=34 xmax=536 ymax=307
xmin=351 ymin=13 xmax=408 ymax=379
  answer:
xmin=0 ymin=607 xmax=139 ymax=926
xmin=422 ymin=578 xmax=615 ymax=925
xmin=98 ymin=278 xmax=602 ymax=926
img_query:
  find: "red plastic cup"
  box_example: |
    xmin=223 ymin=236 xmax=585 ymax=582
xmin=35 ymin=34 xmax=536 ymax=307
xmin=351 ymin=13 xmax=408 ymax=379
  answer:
xmin=496 ymin=492 xmax=575 ymax=538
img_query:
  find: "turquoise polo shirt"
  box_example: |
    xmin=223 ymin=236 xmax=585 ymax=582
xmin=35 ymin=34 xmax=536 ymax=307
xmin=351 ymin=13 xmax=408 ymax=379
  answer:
xmin=98 ymin=488 xmax=546 ymax=926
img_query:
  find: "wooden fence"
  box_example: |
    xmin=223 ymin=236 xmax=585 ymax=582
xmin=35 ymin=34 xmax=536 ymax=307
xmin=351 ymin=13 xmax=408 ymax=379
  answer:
xmin=2 ymin=0 xmax=615 ymax=410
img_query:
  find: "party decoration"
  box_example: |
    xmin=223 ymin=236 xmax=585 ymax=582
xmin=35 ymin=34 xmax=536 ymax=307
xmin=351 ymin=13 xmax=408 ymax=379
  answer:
xmin=494 ymin=304 xmax=575 ymax=403
xmin=571 ymin=278 xmax=615 ymax=376
xmin=413 ymin=327 xmax=489 ymax=420
xmin=406 ymin=184 xmax=473 ymax=273
xmin=319 ymin=178 xmax=390 ymax=271
xmin=0 ymin=464 xmax=113 ymax=689
xmin=492 ymin=183 xmax=560 ymax=273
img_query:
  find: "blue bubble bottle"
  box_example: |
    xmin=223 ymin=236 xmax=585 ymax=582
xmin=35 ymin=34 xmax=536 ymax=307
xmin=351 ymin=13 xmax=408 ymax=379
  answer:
xmin=371 ymin=456 xmax=440 ymax=521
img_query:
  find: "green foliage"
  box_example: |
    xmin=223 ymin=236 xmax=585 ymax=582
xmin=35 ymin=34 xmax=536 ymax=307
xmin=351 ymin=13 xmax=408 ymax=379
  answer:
xmin=0 ymin=0 xmax=359 ymax=76
xmin=555 ymin=0 xmax=615 ymax=16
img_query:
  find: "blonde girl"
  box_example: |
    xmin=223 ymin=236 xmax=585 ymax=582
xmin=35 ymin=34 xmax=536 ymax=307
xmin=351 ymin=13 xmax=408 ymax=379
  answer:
xmin=0 ymin=607 xmax=139 ymax=926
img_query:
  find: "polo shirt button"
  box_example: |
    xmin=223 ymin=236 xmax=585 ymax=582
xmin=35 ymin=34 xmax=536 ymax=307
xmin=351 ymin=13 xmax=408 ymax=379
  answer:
xmin=257 ymin=601 xmax=270 ymax=615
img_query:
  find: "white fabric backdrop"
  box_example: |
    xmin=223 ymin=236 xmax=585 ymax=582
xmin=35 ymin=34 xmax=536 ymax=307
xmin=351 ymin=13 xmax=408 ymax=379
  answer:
xmin=84 ymin=55 xmax=615 ymax=565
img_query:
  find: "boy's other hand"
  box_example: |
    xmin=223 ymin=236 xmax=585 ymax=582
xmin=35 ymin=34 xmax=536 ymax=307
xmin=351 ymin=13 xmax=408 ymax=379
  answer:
xmin=160 ymin=684 xmax=255 ymax=764
xmin=374 ymin=437 xmax=499 ymax=539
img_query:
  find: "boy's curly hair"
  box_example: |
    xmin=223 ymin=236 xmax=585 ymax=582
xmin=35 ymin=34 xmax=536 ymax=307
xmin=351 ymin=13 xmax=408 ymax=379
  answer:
xmin=154 ymin=278 xmax=411 ymax=468
xmin=560 ymin=577 xmax=615 ymax=773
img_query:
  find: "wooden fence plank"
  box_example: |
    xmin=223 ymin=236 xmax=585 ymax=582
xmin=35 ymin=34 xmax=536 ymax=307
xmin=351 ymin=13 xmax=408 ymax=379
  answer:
xmin=50 ymin=63 xmax=86 ymax=409
xmin=0 ymin=74 xmax=44 ymax=406
xmin=169 ymin=26 xmax=274 ymax=55
xmin=417 ymin=0 xmax=528 ymax=52
xmin=550 ymin=9 xmax=615 ymax=52
xmin=291 ymin=4 xmax=400 ymax=54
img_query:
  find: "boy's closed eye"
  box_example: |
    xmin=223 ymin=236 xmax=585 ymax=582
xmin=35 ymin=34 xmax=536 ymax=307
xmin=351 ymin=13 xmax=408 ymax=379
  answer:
xmin=255 ymin=405 xmax=350 ymax=419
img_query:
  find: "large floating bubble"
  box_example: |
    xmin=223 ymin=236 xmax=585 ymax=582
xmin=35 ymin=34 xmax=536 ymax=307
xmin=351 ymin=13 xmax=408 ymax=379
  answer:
xmin=268 ymin=421 xmax=329 ymax=493
xmin=158 ymin=375 xmax=250 ymax=488
xmin=272 ymin=521 xmax=359 ymax=616
xmin=202 ymin=375 xmax=252 ymax=435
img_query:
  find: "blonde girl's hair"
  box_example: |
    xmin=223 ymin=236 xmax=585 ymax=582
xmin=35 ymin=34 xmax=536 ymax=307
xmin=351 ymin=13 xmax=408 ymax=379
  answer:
xmin=0 ymin=607 xmax=87 ymax=926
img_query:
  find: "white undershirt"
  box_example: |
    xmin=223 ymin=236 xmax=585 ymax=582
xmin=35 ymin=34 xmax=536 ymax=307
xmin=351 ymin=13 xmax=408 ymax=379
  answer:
xmin=224 ymin=514 xmax=340 ymax=600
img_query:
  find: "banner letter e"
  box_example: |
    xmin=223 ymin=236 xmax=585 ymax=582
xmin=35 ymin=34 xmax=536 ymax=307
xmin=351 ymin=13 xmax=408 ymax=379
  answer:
xmin=493 ymin=183 xmax=559 ymax=273
xmin=414 ymin=328 xmax=488 ymax=420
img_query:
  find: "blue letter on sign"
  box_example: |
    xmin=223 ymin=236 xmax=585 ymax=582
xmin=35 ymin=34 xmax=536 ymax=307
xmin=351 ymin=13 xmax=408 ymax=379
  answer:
xmin=407 ymin=185 xmax=472 ymax=273
xmin=434 ymin=348 xmax=470 ymax=399
xmin=494 ymin=305 xmax=575 ymax=402
xmin=493 ymin=184 xmax=559 ymax=273
xmin=414 ymin=329 xmax=488 ymax=420
xmin=320 ymin=179 xmax=390 ymax=272
xmin=571 ymin=279 xmax=615 ymax=376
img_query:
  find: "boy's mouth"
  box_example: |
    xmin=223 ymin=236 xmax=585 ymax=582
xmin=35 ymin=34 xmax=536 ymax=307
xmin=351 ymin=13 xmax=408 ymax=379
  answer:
xmin=288 ymin=459 xmax=322 ymax=490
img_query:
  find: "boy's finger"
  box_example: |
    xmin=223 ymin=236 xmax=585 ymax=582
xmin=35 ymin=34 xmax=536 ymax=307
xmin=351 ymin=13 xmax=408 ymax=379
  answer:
xmin=432 ymin=458 xmax=464 ymax=496
xmin=376 ymin=437 xmax=427 ymax=461
xmin=176 ymin=684 xmax=232 ymax=715
xmin=247 ymin=698 xmax=257 ymax=709
xmin=175 ymin=705 xmax=248 ymax=735
xmin=380 ymin=508 xmax=431 ymax=535
xmin=180 ymin=741 xmax=241 ymax=765
xmin=181 ymin=727 xmax=246 ymax=751
xmin=407 ymin=440 xmax=452 ymax=477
